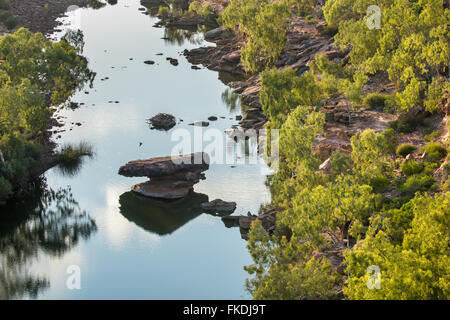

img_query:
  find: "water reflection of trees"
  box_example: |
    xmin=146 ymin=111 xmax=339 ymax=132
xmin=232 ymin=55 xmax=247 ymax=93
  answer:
xmin=0 ymin=181 xmax=97 ymax=299
xmin=221 ymin=88 xmax=242 ymax=112
xmin=163 ymin=27 xmax=205 ymax=46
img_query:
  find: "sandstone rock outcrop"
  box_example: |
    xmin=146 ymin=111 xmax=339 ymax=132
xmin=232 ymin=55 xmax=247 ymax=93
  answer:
xmin=200 ymin=199 xmax=237 ymax=215
xmin=119 ymin=152 xmax=210 ymax=199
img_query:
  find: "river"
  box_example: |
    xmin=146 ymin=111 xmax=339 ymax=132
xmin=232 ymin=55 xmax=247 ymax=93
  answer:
xmin=0 ymin=0 xmax=271 ymax=299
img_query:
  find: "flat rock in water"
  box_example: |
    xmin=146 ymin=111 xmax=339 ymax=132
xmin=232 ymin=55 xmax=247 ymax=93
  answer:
xmin=119 ymin=152 xmax=210 ymax=200
xmin=144 ymin=60 xmax=155 ymax=65
xmin=201 ymin=199 xmax=237 ymax=214
xmin=208 ymin=116 xmax=218 ymax=121
xmin=118 ymin=152 xmax=210 ymax=178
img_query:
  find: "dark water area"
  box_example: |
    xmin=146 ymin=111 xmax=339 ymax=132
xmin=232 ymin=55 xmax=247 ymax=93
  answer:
xmin=0 ymin=0 xmax=271 ymax=299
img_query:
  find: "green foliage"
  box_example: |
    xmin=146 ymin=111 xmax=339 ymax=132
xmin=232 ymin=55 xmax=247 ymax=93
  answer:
xmin=0 ymin=28 xmax=93 ymax=204
xmin=396 ymin=144 xmax=417 ymax=157
xmin=324 ymin=0 xmax=450 ymax=112
xmin=233 ymin=0 xmax=450 ymax=300
xmin=345 ymin=192 xmax=450 ymax=299
xmin=245 ymin=220 xmax=338 ymax=300
xmin=158 ymin=5 xmax=170 ymax=18
xmin=363 ymin=92 xmax=389 ymax=109
xmin=260 ymin=68 xmax=322 ymax=128
xmin=338 ymin=70 xmax=368 ymax=107
xmin=0 ymin=133 xmax=42 ymax=203
xmin=3 ymin=13 xmax=17 ymax=29
xmin=221 ymin=0 xmax=291 ymax=72
xmin=329 ymin=151 xmax=353 ymax=175
xmin=401 ymin=159 xmax=424 ymax=176
xmin=400 ymin=174 xmax=436 ymax=196
xmin=280 ymin=105 xmax=325 ymax=167
xmin=350 ymin=129 xmax=394 ymax=182
xmin=370 ymin=175 xmax=390 ymax=193
xmin=423 ymin=142 xmax=447 ymax=163
xmin=188 ymin=1 xmax=215 ymax=19
xmin=57 ymin=142 xmax=93 ymax=167
xmin=0 ymin=175 xmax=12 ymax=205
xmin=56 ymin=142 xmax=94 ymax=177
xmin=0 ymin=0 xmax=18 ymax=30
xmin=0 ymin=0 xmax=10 ymax=11
xmin=290 ymin=0 xmax=315 ymax=16
xmin=424 ymin=130 xmax=441 ymax=143
xmin=0 ymin=28 xmax=94 ymax=105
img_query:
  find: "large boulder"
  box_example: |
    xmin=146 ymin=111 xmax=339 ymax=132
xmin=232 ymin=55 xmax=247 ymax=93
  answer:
xmin=119 ymin=152 xmax=210 ymax=199
xmin=118 ymin=153 xmax=209 ymax=178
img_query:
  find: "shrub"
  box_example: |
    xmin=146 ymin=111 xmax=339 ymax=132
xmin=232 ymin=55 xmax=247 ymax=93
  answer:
xmin=370 ymin=175 xmax=390 ymax=193
xmin=57 ymin=142 xmax=93 ymax=167
xmin=329 ymin=150 xmax=353 ymax=175
xmin=2 ymin=13 xmax=17 ymax=30
xmin=401 ymin=159 xmax=424 ymax=176
xmin=396 ymin=144 xmax=417 ymax=158
xmin=423 ymin=143 xmax=447 ymax=163
xmin=390 ymin=115 xmax=424 ymax=133
xmin=423 ymin=130 xmax=441 ymax=143
xmin=363 ymin=93 xmax=388 ymax=109
xmin=424 ymin=162 xmax=439 ymax=175
xmin=158 ymin=6 xmax=170 ymax=19
xmin=444 ymin=162 xmax=450 ymax=175
xmin=382 ymin=128 xmax=398 ymax=155
xmin=0 ymin=9 xmax=11 ymax=22
xmin=0 ymin=132 xmax=43 ymax=204
xmin=0 ymin=0 xmax=10 ymax=11
xmin=400 ymin=174 xmax=435 ymax=196
xmin=0 ymin=176 xmax=12 ymax=205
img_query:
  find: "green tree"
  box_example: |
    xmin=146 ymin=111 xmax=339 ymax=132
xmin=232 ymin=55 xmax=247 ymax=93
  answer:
xmin=221 ymin=0 xmax=292 ymax=72
xmin=345 ymin=192 xmax=450 ymax=299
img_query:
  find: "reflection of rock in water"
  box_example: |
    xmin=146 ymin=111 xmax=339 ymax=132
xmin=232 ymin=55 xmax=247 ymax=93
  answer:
xmin=119 ymin=191 xmax=209 ymax=236
xmin=0 ymin=182 xmax=97 ymax=299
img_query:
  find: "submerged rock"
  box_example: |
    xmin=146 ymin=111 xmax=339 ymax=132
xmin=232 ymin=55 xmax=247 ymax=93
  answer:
xmin=201 ymin=199 xmax=237 ymax=215
xmin=119 ymin=152 xmax=210 ymax=200
xmin=144 ymin=60 xmax=155 ymax=65
xmin=148 ymin=113 xmax=176 ymax=131
xmin=188 ymin=121 xmax=209 ymax=127
xmin=208 ymin=116 xmax=218 ymax=121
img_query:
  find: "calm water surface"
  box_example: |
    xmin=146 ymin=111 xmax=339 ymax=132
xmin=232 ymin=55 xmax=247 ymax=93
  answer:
xmin=0 ymin=1 xmax=271 ymax=299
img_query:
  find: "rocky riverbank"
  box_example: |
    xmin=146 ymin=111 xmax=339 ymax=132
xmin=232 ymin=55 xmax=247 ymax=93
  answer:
xmin=3 ymin=0 xmax=94 ymax=35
